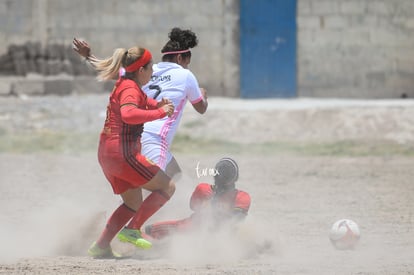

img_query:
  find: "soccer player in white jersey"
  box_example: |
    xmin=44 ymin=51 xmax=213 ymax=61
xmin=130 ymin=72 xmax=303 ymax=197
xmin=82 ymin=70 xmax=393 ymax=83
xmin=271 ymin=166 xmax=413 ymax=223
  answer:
xmin=141 ymin=28 xmax=208 ymax=178
xmin=73 ymin=28 xmax=208 ymax=178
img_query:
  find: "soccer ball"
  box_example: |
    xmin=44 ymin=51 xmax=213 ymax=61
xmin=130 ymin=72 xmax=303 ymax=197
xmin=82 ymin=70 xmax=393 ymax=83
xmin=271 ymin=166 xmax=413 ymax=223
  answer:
xmin=329 ymin=219 xmax=360 ymax=250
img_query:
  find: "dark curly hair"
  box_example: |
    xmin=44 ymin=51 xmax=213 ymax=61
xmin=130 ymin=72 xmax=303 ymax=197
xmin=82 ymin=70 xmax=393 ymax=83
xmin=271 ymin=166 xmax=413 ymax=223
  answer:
xmin=161 ymin=27 xmax=198 ymax=60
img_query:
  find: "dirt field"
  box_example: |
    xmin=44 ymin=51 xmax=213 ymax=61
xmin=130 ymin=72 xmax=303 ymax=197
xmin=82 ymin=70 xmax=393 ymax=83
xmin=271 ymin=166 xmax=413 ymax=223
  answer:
xmin=0 ymin=95 xmax=413 ymax=274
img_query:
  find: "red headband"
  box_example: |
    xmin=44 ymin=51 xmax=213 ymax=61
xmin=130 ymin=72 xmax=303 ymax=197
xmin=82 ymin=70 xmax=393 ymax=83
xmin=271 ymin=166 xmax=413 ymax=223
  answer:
xmin=124 ymin=49 xmax=152 ymax=73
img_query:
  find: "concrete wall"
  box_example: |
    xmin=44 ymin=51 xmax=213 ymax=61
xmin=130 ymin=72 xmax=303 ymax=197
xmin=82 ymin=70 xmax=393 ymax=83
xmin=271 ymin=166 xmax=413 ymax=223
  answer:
xmin=297 ymin=0 xmax=414 ymax=98
xmin=1 ymin=0 xmax=414 ymax=98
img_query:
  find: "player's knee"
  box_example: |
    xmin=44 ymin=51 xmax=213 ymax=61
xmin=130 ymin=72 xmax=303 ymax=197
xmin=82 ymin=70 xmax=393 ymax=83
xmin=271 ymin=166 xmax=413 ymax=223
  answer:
xmin=160 ymin=171 xmax=175 ymax=197
xmin=149 ymin=170 xmax=175 ymax=197
xmin=164 ymin=180 xmax=175 ymax=197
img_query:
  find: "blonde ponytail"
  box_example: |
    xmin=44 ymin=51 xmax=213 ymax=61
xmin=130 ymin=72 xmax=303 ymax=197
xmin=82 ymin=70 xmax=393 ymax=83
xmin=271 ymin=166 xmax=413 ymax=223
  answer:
xmin=89 ymin=47 xmax=148 ymax=81
xmin=89 ymin=48 xmax=126 ymax=81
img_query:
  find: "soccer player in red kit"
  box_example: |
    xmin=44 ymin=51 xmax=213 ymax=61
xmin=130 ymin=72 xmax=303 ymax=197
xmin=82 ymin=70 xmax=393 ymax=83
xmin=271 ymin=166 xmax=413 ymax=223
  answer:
xmin=144 ymin=158 xmax=251 ymax=240
xmin=86 ymin=46 xmax=176 ymax=258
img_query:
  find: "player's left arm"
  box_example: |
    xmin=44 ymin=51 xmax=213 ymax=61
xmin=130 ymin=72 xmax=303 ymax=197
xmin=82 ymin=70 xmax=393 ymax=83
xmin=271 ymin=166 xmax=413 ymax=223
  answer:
xmin=186 ymin=72 xmax=208 ymax=114
xmin=145 ymin=96 xmax=159 ymax=110
xmin=231 ymin=191 xmax=251 ymax=222
xmin=191 ymin=87 xmax=208 ymax=114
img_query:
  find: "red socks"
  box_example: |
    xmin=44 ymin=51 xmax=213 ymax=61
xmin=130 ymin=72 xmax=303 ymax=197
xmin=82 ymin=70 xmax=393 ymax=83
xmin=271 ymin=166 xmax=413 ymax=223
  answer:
xmin=146 ymin=218 xmax=192 ymax=240
xmin=95 ymin=191 xmax=170 ymax=248
xmin=96 ymin=203 xmax=135 ymax=248
xmin=127 ymin=190 xmax=170 ymax=230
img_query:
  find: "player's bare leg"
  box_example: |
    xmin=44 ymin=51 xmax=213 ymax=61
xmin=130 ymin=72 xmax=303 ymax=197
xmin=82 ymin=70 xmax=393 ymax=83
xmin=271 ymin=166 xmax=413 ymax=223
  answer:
xmin=165 ymin=156 xmax=182 ymax=180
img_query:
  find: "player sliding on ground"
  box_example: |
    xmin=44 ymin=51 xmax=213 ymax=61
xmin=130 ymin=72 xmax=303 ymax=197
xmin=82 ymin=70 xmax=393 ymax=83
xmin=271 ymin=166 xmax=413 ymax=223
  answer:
xmin=144 ymin=157 xmax=251 ymax=240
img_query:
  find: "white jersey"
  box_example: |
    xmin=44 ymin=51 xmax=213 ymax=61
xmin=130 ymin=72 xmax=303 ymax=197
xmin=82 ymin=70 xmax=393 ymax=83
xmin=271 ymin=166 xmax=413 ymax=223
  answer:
xmin=141 ymin=62 xmax=203 ymax=169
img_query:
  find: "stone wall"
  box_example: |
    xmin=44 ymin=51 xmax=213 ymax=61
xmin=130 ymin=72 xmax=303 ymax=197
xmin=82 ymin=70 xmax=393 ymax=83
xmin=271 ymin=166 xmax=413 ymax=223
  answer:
xmin=0 ymin=42 xmax=94 ymax=76
xmin=0 ymin=0 xmax=239 ymax=97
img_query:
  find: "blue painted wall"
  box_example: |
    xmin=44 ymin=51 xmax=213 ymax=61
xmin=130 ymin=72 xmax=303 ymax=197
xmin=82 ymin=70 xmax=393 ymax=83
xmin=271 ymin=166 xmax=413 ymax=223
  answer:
xmin=240 ymin=0 xmax=297 ymax=98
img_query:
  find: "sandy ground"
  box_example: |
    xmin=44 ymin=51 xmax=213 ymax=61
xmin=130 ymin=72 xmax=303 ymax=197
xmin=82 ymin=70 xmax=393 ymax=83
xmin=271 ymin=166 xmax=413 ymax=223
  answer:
xmin=0 ymin=95 xmax=414 ymax=274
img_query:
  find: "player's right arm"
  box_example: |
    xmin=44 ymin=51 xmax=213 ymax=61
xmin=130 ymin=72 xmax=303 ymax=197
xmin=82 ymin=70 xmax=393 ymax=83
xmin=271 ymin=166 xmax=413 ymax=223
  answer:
xmin=72 ymin=38 xmax=121 ymax=79
xmin=72 ymin=38 xmax=97 ymax=61
xmin=189 ymin=183 xmax=213 ymax=211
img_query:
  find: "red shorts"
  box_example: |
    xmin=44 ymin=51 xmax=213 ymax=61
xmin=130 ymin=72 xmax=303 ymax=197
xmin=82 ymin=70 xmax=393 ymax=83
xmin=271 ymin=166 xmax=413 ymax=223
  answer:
xmin=98 ymin=139 xmax=160 ymax=194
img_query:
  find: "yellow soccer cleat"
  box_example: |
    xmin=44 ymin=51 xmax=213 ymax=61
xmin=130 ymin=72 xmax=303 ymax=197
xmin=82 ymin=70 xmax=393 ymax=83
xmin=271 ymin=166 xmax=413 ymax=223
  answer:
xmin=87 ymin=241 xmax=123 ymax=259
xmin=117 ymin=227 xmax=152 ymax=249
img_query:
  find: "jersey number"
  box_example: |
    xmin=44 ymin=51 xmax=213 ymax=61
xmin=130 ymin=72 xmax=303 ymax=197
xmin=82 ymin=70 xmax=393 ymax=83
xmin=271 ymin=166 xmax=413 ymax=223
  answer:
xmin=149 ymin=85 xmax=162 ymax=99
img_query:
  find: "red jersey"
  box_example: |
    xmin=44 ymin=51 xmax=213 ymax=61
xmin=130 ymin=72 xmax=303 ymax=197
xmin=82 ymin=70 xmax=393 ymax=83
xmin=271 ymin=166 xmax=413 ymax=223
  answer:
xmin=145 ymin=183 xmax=251 ymax=239
xmin=100 ymin=78 xmax=164 ymax=147
xmin=98 ymin=78 xmax=167 ymax=194
xmin=190 ymin=183 xmax=251 ymax=224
